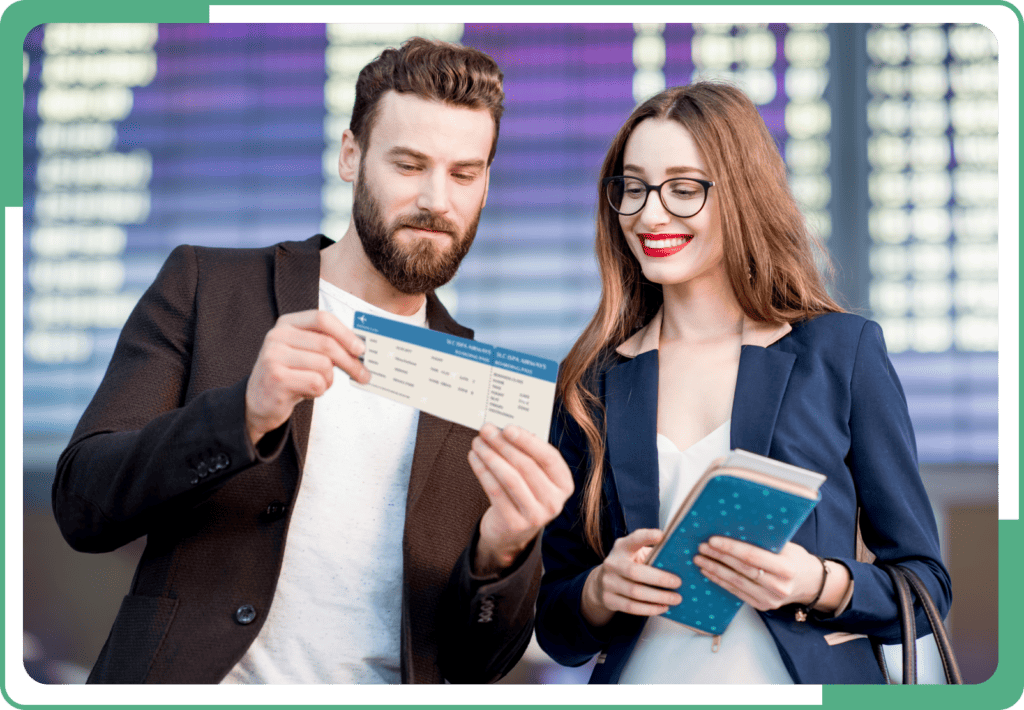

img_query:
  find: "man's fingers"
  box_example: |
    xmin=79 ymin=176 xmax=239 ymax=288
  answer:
xmin=472 ymin=424 xmax=573 ymax=528
xmin=272 ymin=313 xmax=370 ymax=383
xmin=246 ymin=310 xmax=370 ymax=444
xmin=467 ymin=449 xmax=526 ymax=524
xmin=265 ymin=343 xmax=335 ymax=380
xmin=249 ymin=365 xmax=332 ymax=421
xmin=274 ymin=327 xmax=351 ymax=369
xmin=470 ymin=436 xmax=539 ymax=518
xmin=477 ymin=426 xmax=567 ymax=508
xmin=283 ymin=366 xmax=335 ymax=400
xmin=330 ymin=347 xmax=371 ymax=384
xmin=279 ymin=309 xmax=367 ymax=360
xmin=490 ymin=424 xmax=573 ymax=493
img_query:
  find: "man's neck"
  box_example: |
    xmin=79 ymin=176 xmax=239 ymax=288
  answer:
xmin=319 ymin=227 xmax=427 ymax=318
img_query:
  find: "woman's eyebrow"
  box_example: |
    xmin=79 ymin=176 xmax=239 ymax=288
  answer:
xmin=623 ymin=162 xmax=707 ymax=177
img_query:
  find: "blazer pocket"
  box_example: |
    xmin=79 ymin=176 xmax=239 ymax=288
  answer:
xmin=87 ymin=595 xmax=179 ymax=683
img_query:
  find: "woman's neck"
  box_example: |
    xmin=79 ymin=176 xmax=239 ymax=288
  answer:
xmin=659 ymin=272 xmax=744 ymax=345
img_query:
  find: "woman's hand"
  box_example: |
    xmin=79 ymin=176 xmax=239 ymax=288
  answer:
xmin=580 ymin=528 xmax=683 ymax=628
xmin=694 ymin=537 xmax=850 ymax=614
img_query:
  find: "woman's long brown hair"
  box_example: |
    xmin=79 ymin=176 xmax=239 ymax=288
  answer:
xmin=559 ymin=82 xmax=844 ymax=555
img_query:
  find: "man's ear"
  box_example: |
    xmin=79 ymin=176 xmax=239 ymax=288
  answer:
xmin=339 ymin=129 xmax=360 ymax=183
xmin=481 ymin=166 xmax=491 ymax=209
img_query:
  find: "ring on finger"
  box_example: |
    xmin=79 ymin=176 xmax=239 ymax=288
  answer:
xmin=756 ymin=568 xmax=764 ymax=581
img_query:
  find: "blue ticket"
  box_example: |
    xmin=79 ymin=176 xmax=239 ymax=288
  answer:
xmin=351 ymin=311 xmax=559 ymax=439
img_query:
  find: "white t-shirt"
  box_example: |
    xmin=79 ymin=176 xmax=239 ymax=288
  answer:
xmin=221 ymin=280 xmax=427 ymax=684
xmin=618 ymin=421 xmax=793 ymax=684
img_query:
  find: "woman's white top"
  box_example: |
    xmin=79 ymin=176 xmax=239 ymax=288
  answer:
xmin=617 ymin=421 xmax=794 ymax=684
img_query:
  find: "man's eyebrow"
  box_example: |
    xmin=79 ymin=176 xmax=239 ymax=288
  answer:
xmin=385 ymin=147 xmax=485 ymax=170
xmin=386 ymin=147 xmax=429 ymax=161
xmin=452 ymin=159 xmax=486 ymax=170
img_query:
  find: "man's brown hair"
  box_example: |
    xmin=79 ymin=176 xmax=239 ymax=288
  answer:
xmin=350 ymin=37 xmax=505 ymax=164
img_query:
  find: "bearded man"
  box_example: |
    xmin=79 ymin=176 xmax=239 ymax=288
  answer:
xmin=52 ymin=37 xmax=572 ymax=685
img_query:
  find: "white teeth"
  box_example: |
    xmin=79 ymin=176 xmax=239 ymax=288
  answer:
xmin=643 ymin=236 xmax=692 ymax=248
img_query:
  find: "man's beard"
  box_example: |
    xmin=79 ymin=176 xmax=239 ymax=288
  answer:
xmin=352 ymin=170 xmax=480 ymax=295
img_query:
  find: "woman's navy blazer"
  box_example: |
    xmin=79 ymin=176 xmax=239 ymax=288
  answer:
xmin=537 ymin=312 xmax=951 ymax=684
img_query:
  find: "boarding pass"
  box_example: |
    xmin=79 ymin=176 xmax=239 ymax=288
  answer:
xmin=351 ymin=312 xmax=559 ymax=440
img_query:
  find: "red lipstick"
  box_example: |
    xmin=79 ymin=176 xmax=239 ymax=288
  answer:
xmin=639 ymin=233 xmax=693 ymax=258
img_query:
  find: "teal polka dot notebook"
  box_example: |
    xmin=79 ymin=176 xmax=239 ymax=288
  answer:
xmin=649 ymin=452 xmax=823 ymax=635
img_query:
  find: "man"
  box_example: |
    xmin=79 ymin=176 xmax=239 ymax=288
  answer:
xmin=52 ymin=37 xmax=572 ymax=684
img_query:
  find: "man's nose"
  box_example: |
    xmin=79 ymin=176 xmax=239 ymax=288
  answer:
xmin=416 ymin=170 xmax=452 ymax=214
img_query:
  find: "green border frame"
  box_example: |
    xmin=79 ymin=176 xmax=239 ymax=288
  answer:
xmin=2 ymin=2 xmax=1015 ymax=704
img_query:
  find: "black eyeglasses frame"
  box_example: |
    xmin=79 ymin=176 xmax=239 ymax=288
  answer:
xmin=602 ymin=176 xmax=715 ymax=219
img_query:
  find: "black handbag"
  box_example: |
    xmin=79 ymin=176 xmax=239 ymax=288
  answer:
xmin=871 ymin=563 xmax=964 ymax=684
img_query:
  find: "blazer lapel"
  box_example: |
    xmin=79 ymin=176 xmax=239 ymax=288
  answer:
xmin=406 ymin=293 xmax=471 ymax=516
xmin=731 ymin=318 xmax=796 ymax=456
xmin=406 ymin=413 xmax=455 ymax=510
xmin=272 ymin=235 xmax=328 ymax=470
xmin=605 ymin=351 xmax=661 ymax=533
xmin=605 ymin=312 xmax=795 ymax=532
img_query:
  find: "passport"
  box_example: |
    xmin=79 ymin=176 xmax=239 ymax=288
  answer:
xmin=648 ymin=450 xmax=826 ymax=634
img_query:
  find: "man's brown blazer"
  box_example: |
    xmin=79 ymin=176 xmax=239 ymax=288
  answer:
xmin=52 ymin=234 xmax=541 ymax=683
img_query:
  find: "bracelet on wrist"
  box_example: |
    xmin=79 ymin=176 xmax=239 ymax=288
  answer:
xmin=794 ymin=555 xmax=828 ymax=623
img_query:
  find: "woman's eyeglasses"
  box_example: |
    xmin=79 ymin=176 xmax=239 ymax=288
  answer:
xmin=602 ymin=176 xmax=715 ymax=218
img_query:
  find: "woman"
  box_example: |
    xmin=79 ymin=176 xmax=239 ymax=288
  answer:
xmin=535 ymin=83 xmax=951 ymax=684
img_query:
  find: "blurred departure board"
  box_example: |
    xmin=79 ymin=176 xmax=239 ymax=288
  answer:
xmin=22 ymin=23 xmax=997 ymax=498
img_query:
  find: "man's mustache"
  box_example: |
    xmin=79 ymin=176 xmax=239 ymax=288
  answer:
xmin=398 ymin=212 xmax=459 ymax=236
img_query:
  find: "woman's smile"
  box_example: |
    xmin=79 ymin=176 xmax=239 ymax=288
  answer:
xmin=640 ymin=233 xmax=694 ymax=257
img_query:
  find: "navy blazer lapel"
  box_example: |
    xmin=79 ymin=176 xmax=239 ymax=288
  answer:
xmin=273 ymin=235 xmax=328 ymax=470
xmin=730 ymin=344 xmax=796 ymax=456
xmin=605 ymin=351 xmax=661 ymax=533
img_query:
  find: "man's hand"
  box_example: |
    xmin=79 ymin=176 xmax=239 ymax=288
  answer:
xmin=245 ymin=309 xmax=370 ymax=446
xmin=467 ymin=423 xmax=573 ymax=576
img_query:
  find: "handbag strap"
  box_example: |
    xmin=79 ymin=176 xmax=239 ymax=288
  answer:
xmin=871 ymin=640 xmax=891 ymax=685
xmin=895 ymin=567 xmax=965 ymax=684
xmin=876 ymin=563 xmax=918 ymax=683
xmin=874 ymin=562 xmax=964 ymax=684
xmin=857 ymin=507 xmax=963 ymax=684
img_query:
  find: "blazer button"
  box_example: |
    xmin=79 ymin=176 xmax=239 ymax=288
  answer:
xmin=195 ymin=460 xmax=208 ymax=478
xmin=478 ymin=595 xmax=495 ymax=623
xmin=235 ymin=604 xmax=257 ymax=625
xmin=262 ymin=501 xmax=287 ymax=521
